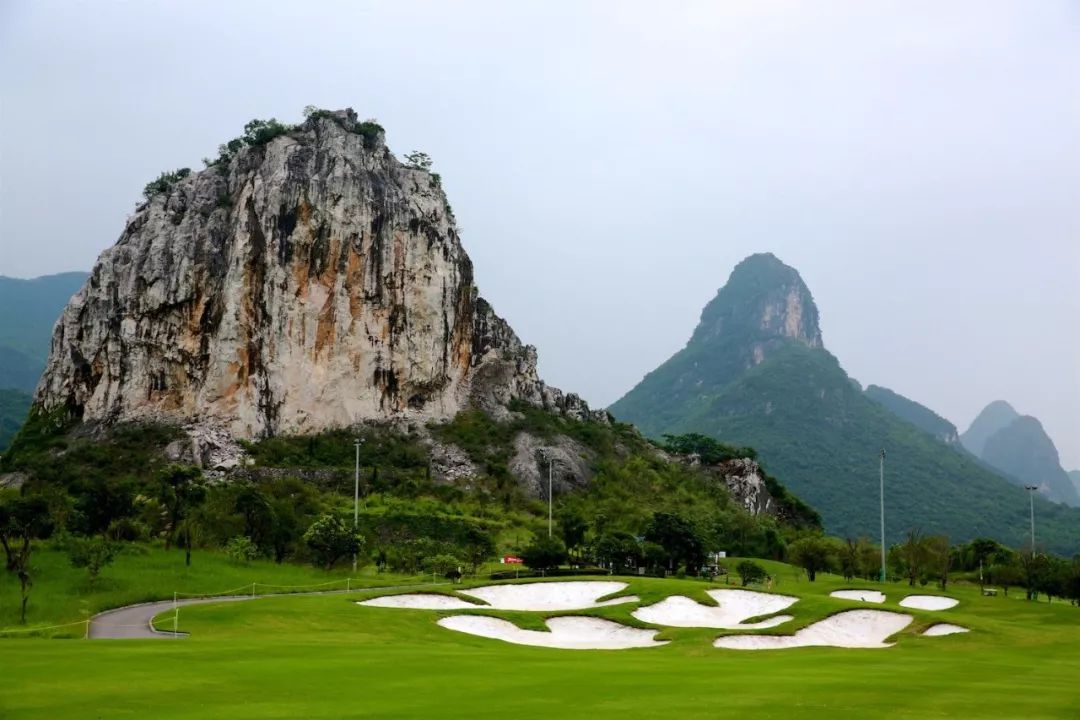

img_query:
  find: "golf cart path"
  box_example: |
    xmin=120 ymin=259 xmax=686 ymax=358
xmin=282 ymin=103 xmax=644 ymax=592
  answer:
xmin=88 ymin=583 xmax=447 ymax=639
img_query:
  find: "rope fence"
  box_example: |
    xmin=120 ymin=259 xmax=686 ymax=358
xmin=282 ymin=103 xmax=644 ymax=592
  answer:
xmin=1 ymin=576 xmax=445 ymax=639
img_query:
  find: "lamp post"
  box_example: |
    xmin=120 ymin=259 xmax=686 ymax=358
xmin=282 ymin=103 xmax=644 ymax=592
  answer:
xmin=353 ymin=438 xmax=362 ymax=572
xmin=879 ymin=449 xmax=886 ymax=583
xmin=547 ymin=453 xmax=554 ymax=538
xmin=1023 ymin=485 xmax=1037 ymax=555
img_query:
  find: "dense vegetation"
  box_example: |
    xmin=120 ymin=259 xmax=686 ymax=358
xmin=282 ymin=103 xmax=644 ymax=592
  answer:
xmin=0 ymin=399 xmax=831 ymax=625
xmin=629 ymin=342 xmax=1080 ymax=554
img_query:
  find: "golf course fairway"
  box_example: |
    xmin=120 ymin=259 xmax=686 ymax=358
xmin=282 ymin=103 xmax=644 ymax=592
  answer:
xmin=2 ymin=568 xmax=1078 ymax=719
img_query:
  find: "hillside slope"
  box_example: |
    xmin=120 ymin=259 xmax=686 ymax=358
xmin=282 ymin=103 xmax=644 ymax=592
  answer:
xmin=610 ymin=253 xmax=1080 ymax=554
xmin=864 ymin=385 xmax=959 ymax=444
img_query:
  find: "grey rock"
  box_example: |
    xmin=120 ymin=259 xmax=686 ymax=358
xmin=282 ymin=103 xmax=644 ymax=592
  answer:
xmin=36 ymin=109 xmax=593 ymax=447
xmin=509 ymin=432 xmax=593 ymax=498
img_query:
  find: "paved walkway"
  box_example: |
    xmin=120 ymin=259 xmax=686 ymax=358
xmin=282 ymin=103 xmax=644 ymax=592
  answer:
xmin=87 ymin=583 xmax=449 ymax=639
xmin=88 ymin=596 xmax=253 ymax=638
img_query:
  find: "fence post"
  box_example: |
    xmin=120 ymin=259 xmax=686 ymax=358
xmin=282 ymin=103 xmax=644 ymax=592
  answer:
xmin=251 ymin=582 xmax=256 ymax=598
xmin=85 ymin=619 xmax=90 ymax=640
xmin=347 ymin=577 xmax=351 ymax=593
xmin=173 ymin=607 xmax=178 ymax=637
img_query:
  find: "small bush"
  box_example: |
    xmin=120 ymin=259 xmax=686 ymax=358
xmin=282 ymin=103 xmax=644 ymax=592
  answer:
xmin=737 ymin=560 xmax=767 ymax=586
xmin=143 ymin=168 xmax=191 ymax=200
xmin=224 ymin=536 xmax=259 ymax=565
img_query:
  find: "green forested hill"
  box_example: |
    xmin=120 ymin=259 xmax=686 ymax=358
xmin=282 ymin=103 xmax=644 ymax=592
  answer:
xmin=0 ymin=388 xmax=33 ymax=452
xmin=610 ymin=254 xmax=1080 ymax=555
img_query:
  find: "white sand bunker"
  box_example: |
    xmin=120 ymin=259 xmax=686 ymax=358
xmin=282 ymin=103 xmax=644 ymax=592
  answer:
xmin=458 ymin=581 xmax=638 ymax=611
xmin=438 ymin=615 xmax=666 ymax=650
xmin=899 ymin=595 xmax=959 ymax=611
xmin=923 ymin=623 xmax=969 ymax=636
xmin=357 ymin=593 xmax=481 ymax=610
xmin=714 ymin=610 xmax=912 ymax=650
xmin=830 ymin=590 xmax=886 ymax=603
xmin=633 ymin=589 xmax=796 ymax=629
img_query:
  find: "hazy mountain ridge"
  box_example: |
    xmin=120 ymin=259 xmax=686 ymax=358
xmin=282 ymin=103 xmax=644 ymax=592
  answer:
xmin=0 ymin=272 xmax=89 ymax=392
xmin=961 ymin=404 xmax=1079 ymax=507
xmin=864 ymin=384 xmax=959 ymax=444
xmin=960 ymin=400 xmax=1019 ymax=458
xmin=610 ymin=253 xmax=1080 ymax=554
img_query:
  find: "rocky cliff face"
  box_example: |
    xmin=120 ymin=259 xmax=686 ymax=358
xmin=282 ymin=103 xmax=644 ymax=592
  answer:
xmin=36 ymin=109 xmax=597 ymax=441
xmin=691 ymin=252 xmax=822 ymax=368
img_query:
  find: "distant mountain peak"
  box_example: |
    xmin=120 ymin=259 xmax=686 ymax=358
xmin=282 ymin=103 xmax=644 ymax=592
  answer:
xmin=960 ymin=400 xmax=1020 ymax=457
xmin=691 ymin=253 xmax=822 ymax=365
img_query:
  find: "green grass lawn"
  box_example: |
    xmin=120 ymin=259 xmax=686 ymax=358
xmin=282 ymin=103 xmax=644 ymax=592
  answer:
xmin=2 ymin=559 xmax=1078 ymax=718
xmin=0 ymin=542 xmax=430 ymax=635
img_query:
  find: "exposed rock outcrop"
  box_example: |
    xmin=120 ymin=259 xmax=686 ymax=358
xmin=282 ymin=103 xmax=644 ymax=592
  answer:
xmin=36 ymin=109 xmax=599 ymax=442
xmin=508 ymin=432 xmax=593 ymax=498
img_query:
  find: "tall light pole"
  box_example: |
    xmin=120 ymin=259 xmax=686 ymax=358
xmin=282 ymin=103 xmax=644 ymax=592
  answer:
xmin=879 ymin=449 xmax=886 ymax=583
xmin=547 ymin=454 xmax=554 ymax=539
xmin=353 ymin=438 xmax=362 ymax=572
xmin=1024 ymin=485 xmax=1037 ymax=554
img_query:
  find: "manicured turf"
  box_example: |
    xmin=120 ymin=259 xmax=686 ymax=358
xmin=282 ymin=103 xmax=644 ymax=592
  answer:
xmin=2 ymin=560 xmax=1078 ymax=718
xmin=0 ymin=543 xmax=429 ymax=635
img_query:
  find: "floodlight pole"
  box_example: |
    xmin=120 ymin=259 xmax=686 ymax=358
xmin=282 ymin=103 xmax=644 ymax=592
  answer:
xmin=1024 ymin=485 xmax=1037 ymax=554
xmin=353 ymin=438 xmax=362 ymax=572
xmin=547 ymin=455 xmax=554 ymax=539
xmin=879 ymin=449 xmax=886 ymax=583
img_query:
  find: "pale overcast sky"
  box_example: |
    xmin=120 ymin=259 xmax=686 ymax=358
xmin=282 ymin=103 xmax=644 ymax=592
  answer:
xmin=1 ymin=1 xmax=1078 ymax=465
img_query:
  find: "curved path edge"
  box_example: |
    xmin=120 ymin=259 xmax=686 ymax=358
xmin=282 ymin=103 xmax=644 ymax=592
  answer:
xmin=88 ymin=583 xmax=448 ymax=639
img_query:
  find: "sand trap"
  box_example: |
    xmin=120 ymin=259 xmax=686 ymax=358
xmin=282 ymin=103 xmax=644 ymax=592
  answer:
xmin=830 ymin=590 xmax=886 ymax=603
xmin=899 ymin=595 xmax=959 ymax=611
xmin=438 ymin=615 xmax=666 ymax=650
xmin=923 ymin=623 xmax=969 ymax=636
xmin=458 ymin=581 xmax=638 ymax=611
xmin=633 ymin=589 xmax=796 ymax=629
xmin=714 ymin=610 xmax=912 ymax=650
xmin=357 ymin=593 xmax=482 ymax=610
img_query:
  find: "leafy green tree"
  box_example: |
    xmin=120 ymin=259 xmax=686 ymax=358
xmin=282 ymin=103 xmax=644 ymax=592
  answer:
xmin=926 ymin=534 xmax=952 ymax=589
xmin=234 ymin=483 xmax=275 ymax=554
xmin=0 ymin=494 xmax=55 ymax=622
xmin=897 ymin=529 xmax=931 ymax=586
xmin=838 ymin=538 xmax=859 ymax=581
xmin=737 ymin=560 xmax=767 ymax=586
xmin=67 ymin=537 xmax=118 ymax=587
xmin=423 ymin=553 xmax=462 ymax=578
xmin=788 ymin=535 xmax=836 ymax=581
xmin=71 ymin=477 xmax=136 ymax=538
xmin=1017 ymin=549 xmax=1051 ymax=601
xmin=593 ymin=531 xmax=641 ymax=572
xmin=156 ymin=465 xmax=206 ymax=551
xmin=303 ymin=514 xmax=362 ymax=570
xmin=265 ymin=477 xmax=323 ymax=564
xmin=855 ymin=537 xmax=881 ymax=580
xmin=462 ymin=525 xmax=497 ymax=574
xmin=521 ymin=535 xmax=566 ymax=571
xmin=644 ymin=512 xmax=705 ymax=573
xmin=558 ymin=508 xmax=589 ymax=562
